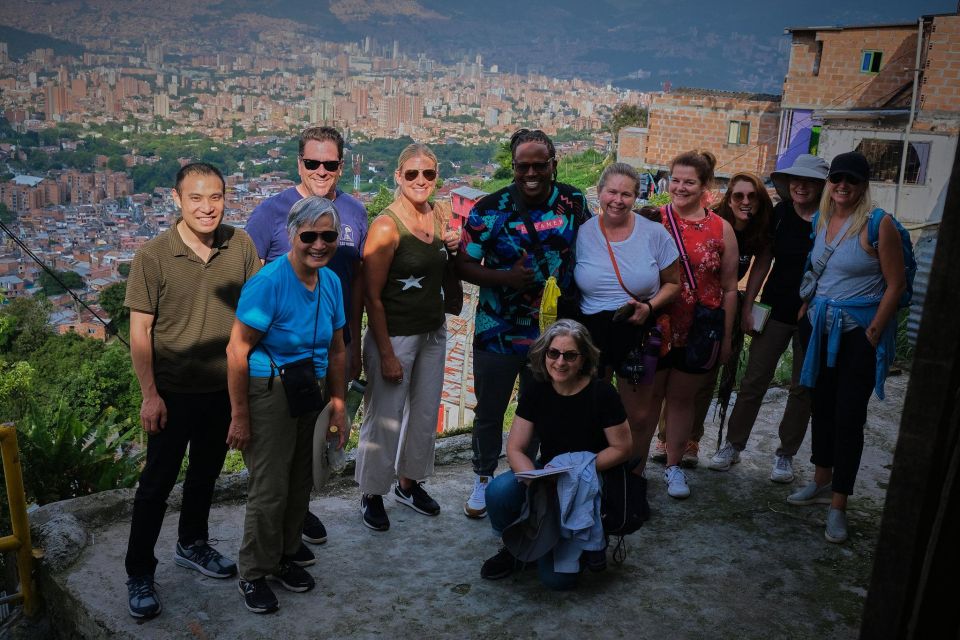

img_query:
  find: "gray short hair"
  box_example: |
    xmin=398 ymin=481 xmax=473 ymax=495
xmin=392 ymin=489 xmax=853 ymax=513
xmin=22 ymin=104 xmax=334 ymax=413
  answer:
xmin=287 ymin=196 xmax=341 ymax=242
xmin=527 ymin=319 xmax=601 ymax=381
xmin=597 ymin=162 xmax=640 ymax=197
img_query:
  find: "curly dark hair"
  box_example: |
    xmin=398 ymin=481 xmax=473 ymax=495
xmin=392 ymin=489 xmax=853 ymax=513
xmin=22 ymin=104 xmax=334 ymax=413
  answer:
xmin=509 ymin=128 xmax=556 ymax=160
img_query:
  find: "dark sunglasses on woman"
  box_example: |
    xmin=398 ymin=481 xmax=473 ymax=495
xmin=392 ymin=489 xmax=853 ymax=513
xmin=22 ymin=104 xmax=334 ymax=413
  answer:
xmin=731 ymin=191 xmax=756 ymax=203
xmin=545 ymin=348 xmax=581 ymax=362
xmin=402 ymin=168 xmax=437 ymax=181
xmin=828 ymin=173 xmax=863 ymax=186
xmin=299 ymin=230 xmax=339 ymax=244
xmin=301 ymin=157 xmax=342 ymax=172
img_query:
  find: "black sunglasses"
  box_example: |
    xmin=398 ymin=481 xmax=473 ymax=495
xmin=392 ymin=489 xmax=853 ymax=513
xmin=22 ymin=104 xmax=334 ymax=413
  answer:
xmin=545 ymin=348 xmax=581 ymax=362
xmin=513 ymin=160 xmax=554 ymax=173
xmin=402 ymin=168 xmax=438 ymax=181
xmin=301 ymin=157 xmax=342 ymax=172
xmin=828 ymin=173 xmax=863 ymax=186
xmin=298 ymin=230 xmax=339 ymax=244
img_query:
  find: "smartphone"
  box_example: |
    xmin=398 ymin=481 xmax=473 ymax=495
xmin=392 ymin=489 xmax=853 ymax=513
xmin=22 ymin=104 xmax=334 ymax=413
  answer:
xmin=612 ymin=302 xmax=634 ymax=323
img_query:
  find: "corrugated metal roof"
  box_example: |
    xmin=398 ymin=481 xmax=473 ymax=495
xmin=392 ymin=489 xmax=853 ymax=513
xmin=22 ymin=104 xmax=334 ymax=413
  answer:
xmin=907 ymin=227 xmax=938 ymax=345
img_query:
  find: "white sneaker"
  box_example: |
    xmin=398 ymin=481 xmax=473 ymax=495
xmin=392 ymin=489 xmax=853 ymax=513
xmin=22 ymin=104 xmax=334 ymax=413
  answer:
xmin=464 ymin=475 xmax=489 ymax=519
xmin=708 ymin=442 xmax=741 ymax=471
xmin=663 ymin=465 xmax=690 ymax=499
xmin=770 ymin=455 xmax=795 ymax=483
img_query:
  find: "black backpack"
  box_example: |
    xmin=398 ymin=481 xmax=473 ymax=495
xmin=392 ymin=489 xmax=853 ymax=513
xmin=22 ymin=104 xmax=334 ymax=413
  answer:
xmin=592 ymin=380 xmax=650 ymax=543
xmin=600 ymin=459 xmax=649 ymax=537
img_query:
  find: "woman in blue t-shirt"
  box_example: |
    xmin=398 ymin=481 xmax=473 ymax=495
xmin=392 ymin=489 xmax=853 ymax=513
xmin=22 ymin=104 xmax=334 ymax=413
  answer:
xmin=225 ymin=196 xmax=347 ymax=614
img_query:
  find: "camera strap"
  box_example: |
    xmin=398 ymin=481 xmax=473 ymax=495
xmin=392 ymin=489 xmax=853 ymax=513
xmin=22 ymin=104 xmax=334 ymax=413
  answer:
xmin=258 ymin=268 xmax=322 ymax=388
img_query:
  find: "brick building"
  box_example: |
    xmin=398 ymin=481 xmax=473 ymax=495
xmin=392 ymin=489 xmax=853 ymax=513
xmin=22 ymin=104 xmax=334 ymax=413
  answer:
xmin=617 ymin=89 xmax=781 ymax=179
xmin=779 ymin=13 xmax=960 ymax=224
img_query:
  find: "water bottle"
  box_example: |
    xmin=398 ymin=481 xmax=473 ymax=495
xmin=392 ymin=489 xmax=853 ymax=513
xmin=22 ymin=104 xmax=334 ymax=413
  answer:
xmin=345 ymin=378 xmax=366 ymax=426
xmin=640 ymin=329 xmax=661 ymax=386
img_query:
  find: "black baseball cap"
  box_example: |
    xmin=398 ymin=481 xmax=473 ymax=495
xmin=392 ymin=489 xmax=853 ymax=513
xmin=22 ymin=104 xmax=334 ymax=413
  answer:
xmin=828 ymin=152 xmax=870 ymax=183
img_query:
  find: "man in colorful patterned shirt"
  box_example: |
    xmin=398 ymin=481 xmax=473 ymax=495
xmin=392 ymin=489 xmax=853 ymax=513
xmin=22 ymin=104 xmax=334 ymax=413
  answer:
xmin=456 ymin=128 xmax=591 ymax=519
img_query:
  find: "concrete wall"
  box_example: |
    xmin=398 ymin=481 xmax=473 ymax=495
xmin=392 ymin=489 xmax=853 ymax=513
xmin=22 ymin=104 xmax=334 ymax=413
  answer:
xmin=783 ymin=26 xmax=918 ymax=110
xmin=818 ymin=125 xmax=958 ymax=224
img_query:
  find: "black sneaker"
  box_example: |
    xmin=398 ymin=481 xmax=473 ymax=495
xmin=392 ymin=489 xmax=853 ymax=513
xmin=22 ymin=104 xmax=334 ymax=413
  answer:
xmin=481 ymin=547 xmax=526 ymax=580
xmin=268 ymin=560 xmax=316 ymax=593
xmin=301 ymin=510 xmax=328 ymax=545
xmin=238 ymin=578 xmax=279 ymax=614
xmin=174 ymin=540 xmax=237 ymax=578
xmin=126 ymin=574 xmax=161 ymax=619
xmin=288 ymin=543 xmax=316 ymax=567
xmin=393 ymin=481 xmax=441 ymax=516
xmin=361 ymin=494 xmax=390 ymax=531
xmin=582 ymin=549 xmax=607 ymax=572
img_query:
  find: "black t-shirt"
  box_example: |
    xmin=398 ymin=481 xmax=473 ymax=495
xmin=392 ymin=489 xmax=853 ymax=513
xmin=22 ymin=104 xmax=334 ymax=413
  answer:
xmin=760 ymin=201 xmax=815 ymax=325
xmin=734 ymin=228 xmax=753 ymax=281
xmin=515 ymin=378 xmax=627 ymax=464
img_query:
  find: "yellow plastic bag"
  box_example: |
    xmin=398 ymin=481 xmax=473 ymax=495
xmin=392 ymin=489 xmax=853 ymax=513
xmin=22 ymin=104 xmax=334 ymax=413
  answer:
xmin=539 ymin=275 xmax=560 ymax=333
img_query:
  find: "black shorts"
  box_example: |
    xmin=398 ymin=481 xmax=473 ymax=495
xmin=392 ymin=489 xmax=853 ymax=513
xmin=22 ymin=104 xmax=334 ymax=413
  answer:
xmin=656 ymin=346 xmax=714 ymax=375
xmin=580 ymin=309 xmax=644 ymax=376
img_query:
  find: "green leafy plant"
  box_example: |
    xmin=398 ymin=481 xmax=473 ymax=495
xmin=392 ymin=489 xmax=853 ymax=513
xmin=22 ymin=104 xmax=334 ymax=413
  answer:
xmin=14 ymin=402 xmax=143 ymax=505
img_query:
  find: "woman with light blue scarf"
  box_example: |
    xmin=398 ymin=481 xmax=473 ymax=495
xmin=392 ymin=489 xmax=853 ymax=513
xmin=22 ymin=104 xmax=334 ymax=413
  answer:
xmin=788 ymin=152 xmax=905 ymax=544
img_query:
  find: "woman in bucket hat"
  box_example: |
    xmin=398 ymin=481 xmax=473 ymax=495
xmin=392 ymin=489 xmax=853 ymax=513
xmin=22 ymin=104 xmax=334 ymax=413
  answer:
xmin=708 ymin=154 xmax=828 ymax=483
xmin=788 ymin=151 xmax=904 ymax=544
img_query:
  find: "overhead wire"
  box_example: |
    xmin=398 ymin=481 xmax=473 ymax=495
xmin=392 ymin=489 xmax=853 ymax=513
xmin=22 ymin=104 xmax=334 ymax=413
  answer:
xmin=0 ymin=218 xmax=128 ymax=348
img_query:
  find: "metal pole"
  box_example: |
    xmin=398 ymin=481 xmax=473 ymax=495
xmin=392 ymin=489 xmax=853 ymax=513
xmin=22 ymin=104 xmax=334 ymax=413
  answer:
xmin=894 ymin=18 xmax=925 ymax=219
xmin=0 ymin=426 xmax=37 ymax=616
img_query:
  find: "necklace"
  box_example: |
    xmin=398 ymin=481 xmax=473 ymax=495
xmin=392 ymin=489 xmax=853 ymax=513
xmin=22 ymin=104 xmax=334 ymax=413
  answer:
xmin=399 ymin=199 xmax=433 ymax=240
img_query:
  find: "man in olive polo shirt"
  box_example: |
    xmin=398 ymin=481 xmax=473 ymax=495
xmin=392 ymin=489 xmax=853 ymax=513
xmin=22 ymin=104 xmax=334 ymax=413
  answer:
xmin=123 ymin=162 xmax=261 ymax=619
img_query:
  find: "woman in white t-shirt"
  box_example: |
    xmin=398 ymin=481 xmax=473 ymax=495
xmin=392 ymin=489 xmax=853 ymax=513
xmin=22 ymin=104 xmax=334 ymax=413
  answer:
xmin=575 ymin=163 xmax=680 ymax=475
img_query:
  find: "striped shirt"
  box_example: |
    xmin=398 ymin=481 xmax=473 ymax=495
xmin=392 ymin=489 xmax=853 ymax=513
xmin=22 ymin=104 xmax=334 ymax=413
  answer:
xmin=125 ymin=220 xmax=261 ymax=393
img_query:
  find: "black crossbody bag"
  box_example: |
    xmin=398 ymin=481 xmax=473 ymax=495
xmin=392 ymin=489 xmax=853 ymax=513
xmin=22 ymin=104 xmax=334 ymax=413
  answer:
xmin=664 ymin=205 xmax=724 ymax=372
xmin=261 ymin=284 xmax=325 ymax=418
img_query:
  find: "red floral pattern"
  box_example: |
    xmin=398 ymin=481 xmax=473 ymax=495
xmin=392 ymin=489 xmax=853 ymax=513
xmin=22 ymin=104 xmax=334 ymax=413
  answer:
xmin=660 ymin=207 xmax=725 ymax=347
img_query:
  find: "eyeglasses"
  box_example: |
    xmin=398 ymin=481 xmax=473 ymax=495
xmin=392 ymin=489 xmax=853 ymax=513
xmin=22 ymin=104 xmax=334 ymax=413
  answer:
xmin=298 ymin=230 xmax=339 ymax=244
xmin=730 ymin=191 xmax=756 ymax=203
xmin=828 ymin=173 xmax=863 ymax=186
xmin=402 ymin=168 xmax=438 ymax=181
xmin=513 ymin=160 xmax=553 ymax=173
xmin=545 ymin=348 xmax=581 ymax=362
xmin=301 ymin=157 xmax=342 ymax=172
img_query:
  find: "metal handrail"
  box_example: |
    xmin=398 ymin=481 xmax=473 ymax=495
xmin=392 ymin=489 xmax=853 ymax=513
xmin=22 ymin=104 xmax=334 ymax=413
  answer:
xmin=0 ymin=425 xmax=37 ymax=616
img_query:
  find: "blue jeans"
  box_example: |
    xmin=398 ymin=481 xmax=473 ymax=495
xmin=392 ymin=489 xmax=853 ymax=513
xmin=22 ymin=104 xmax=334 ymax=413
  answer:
xmin=486 ymin=471 xmax=577 ymax=590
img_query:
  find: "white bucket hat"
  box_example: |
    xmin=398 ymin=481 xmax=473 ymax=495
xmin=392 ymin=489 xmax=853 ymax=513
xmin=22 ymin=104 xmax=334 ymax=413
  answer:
xmin=770 ymin=154 xmax=829 ymax=202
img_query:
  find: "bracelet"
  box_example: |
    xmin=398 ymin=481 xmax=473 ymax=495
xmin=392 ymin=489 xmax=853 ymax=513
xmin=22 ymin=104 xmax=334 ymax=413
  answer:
xmin=643 ymin=300 xmax=654 ymax=315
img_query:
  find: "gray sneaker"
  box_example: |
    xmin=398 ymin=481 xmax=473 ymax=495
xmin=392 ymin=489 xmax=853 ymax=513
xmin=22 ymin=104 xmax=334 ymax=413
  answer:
xmin=174 ymin=540 xmax=237 ymax=578
xmin=786 ymin=481 xmax=833 ymax=506
xmin=770 ymin=455 xmax=795 ymax=483
xmin=708 ymin=442 xmax=741 ymax=471
xmin=825 ymin=507 xmax=848 ymax=543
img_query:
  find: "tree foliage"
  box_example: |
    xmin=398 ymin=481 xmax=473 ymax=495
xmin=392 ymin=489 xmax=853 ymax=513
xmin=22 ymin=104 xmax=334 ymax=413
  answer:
xmin=99 ymin=282 xmax=128 ymax=322
xmin=39 ymin=269 xmax=84 ymax=296
xmin=0 ymin=202 xmax=13 ymax=224
xmin=366 ymin=185 xmax=394 ymax=220
xmin=607 ymin=104 xmax=648 ymax=142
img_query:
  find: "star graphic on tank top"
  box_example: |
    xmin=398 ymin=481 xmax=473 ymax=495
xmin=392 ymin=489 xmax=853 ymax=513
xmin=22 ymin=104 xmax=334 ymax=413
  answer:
xmin=396 ymin=275 xmax=425 ymax=291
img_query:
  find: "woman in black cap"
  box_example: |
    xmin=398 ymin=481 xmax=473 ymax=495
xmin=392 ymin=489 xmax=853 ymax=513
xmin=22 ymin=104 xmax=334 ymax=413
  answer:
xmin=788 ymin=151 xmax=905 ymax=544
xmin=708 ymin=155 xmax=827 ymax=483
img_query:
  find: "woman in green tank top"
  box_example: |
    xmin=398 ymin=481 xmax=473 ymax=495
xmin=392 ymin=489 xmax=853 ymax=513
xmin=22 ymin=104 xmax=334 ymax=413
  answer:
xmin=355 ymin=143 xmax=461 ymax=532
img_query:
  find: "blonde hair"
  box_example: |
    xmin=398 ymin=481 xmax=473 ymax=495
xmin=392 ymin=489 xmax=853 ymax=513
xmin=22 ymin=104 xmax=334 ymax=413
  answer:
xmin=393 ymin=143 xmax=438 ymax=199
xmin=817 ymin=181 xmax=874 ymax=239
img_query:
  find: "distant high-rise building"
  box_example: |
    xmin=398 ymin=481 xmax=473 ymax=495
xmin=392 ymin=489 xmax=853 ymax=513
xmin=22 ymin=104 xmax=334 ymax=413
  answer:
xmin=0 ymin=42 xmax=8 ymax=64
xmin=153 ymin=93 xmax=170 ymax=118
xmin=45 ymin=84 xmax=68 ymax=119
xmin=392 ymin=40 xmax=399 ymax=60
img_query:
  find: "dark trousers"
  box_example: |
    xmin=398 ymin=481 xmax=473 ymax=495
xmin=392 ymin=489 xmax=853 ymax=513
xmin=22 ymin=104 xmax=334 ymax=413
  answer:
xmin=471 ymin=349 xmax=535 ymax=477
xmin=124 ymin=390 xmax=231 ymax=577
xmin=809 ymin=328 xmax=876 ymax=496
